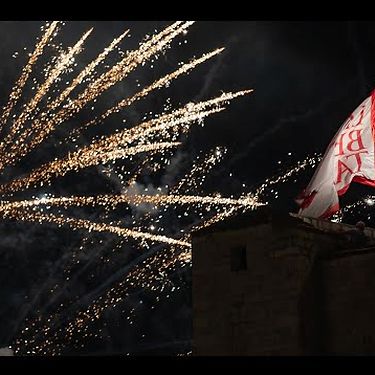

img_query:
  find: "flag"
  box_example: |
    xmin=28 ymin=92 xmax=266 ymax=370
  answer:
xmin=297 ymin=90 xmax=375 ymax=219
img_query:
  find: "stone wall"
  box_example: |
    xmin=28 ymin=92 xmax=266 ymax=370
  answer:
xmin=193 ymin=214 xmax=375 ymax=355
xmin=320 ymin=250 xmax=375 ymax=354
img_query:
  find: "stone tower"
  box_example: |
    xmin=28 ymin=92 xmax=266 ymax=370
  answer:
xmin=192 ymin=208 xmax=375 ymax=355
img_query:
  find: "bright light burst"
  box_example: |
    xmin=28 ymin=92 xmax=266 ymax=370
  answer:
xmin=0 ymin=21 xmax=266 ymax=354
xmin=0 ymin=21 xmax=257 ymax=244
xmin=0 ymin=21 xmax=331 ymax=356
xmin=3 ymin=22 xmax=339 ymax=361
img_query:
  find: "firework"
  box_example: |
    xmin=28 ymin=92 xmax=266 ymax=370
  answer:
xmin=0 ymin=92 xmax=251 ymax=196
xmin=0 ymin=28 xmax=93 ymax=166
xmin=0 ymin=191 xmax=260 ymax=212
xmin=0 ymin=21 xmax=262 ymax=355
xmin=0 ymin=22 xmax=194 ymax=172
xmin=2 ymin=208 xmax=191 ymax=248
xmin=0 ymin=21 xmax=60 ymax=130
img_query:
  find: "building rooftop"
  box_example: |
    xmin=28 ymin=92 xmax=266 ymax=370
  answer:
xmin=192 ymin=207 xmax=375 ymax=246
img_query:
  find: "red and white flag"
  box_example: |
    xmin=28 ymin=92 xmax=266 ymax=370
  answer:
xmin=297 ymin=91 xmax=375 ymax=219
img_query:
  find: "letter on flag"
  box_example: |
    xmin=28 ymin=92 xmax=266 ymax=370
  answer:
xmin=297 ymin=91 xmax=375 ymax=218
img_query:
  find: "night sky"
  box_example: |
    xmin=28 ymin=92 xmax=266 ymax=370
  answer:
xmin=1 ymin=21 xmax=375 ymax=355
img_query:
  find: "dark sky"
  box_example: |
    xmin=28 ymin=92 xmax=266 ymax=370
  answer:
xmin=1 ymin=21 xmax=375 ymax=355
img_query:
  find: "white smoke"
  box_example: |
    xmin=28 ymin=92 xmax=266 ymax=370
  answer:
xmin=161 ymin=150 xmax=187 ymax=187
xmin=0 ymin=347 xmax=13 ymax=356
xmin=122 ymin=182 xmax=167 ymax=217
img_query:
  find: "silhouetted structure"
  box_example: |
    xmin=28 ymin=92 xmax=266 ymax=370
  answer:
xmin=192 ymin=208 xmax=375 ymax=355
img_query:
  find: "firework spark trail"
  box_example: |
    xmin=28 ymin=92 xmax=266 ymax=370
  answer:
xmin=127 ymin=158 xmax=156 ymax=186
xmin=4 ymin=207 xmax=177 ymax=354
xmin=125 ymin=143 xmax=191 ymax=188
xmin=0 ymin=22 xmax=260 ymax=355
xmin=81 ymin=249 xmax=187 ymax=326
xmin=188 ymin=155 xmax=322 ymax=233
xmin=125 ymin=147 xmax=228 ymax=230
xmin=21 ymin=207 xmax=228 ymax=355
xmin=157 ymin=154 xmax=323 ymax=253
xmin=0 ymin=140 xmax=182 ymax=195
xmin=171 ymin=146 xmax=227 ymax=194
xmin=69 ymin=243 xmax=182 ymax=317
xmin=13 ymin=246 xmax=178 ymax=355
xmin=98 ymin=149 xmax=175 ymax=200
xmin=14 ymin=152 xmax=319 ymax=355
xmin=16 ymin=29 xmax=130 ymax=151
xmin=77 ymin=21 xmax=194 ymax=106
xmin=11 ymin=150 xmax=310 ymax=355
xmin=7 ymin=29 xmax=129 ymax=165
xmin=5 ymin=22 xmax=195 ymax=169
xmin=102 ymin=148 xmax=177 ymax=191
xmin=182 ymin=155 xmax=322 ymax=235
xmin=33 ymin=245 xmax=190 ymax=355
xmin=0 ymin=191 xmax=260 ymax=213
xmin=33 ymin=235 xmax=122 ymax=321
xmin=6 ymin=231 xmax=96 ymax=345
xmin=0 ymin=91 xmax=251 ymax=195
xmin=15 ymin=224 xmax=165 ymax=354
xmin=45 ymin=29 xmax=130 ymax=114
xmin=0 ymin=21 xmax=59 ymax=130
xmin=0 ymin=208 xmax=191 ymax=248
xmin=10 ymin=198 xmax=125 ymax=344
xmin=339 ymin=195 xmax=375 ymax=216
xmin=11 ymin=147 xmax=244 ymax=354
xmin=86 ymin=90 xmax=250 ymax=153
xmin=67 ymin=48 xmax=225 ymax=141
xmin=16 ymin=29 xmax=130 ymax=157
xmin=253 ymin=153 xmax=321 ymax=200
xmin=0 ymin=28 xmax=93 ymax=169
xmin=330 ymin=195 xmax=375 ymax=223
xmin=13 ymin=192 xmax=252 ymax=355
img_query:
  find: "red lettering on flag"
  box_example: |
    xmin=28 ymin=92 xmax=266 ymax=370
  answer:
xmin=347 ymin=129 xmax=365 ymax=152
xmin=297 ymin=91 xmax=375 ymax=219
xmin=343 ymin=106 xmax=365 ymax=129
xmin=335 ymin=159 xmax=353 ymax=184
xmin=334 ymin=129 xmax=365 ymax=156
xmin=348 ymin=150 xmax=368 ymax=172
xmin=334 ymin=133 xmax=345 ymax=156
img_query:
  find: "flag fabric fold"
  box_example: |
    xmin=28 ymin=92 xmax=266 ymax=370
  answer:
xmin=297 ymin=90 xmax=375 ymax=219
